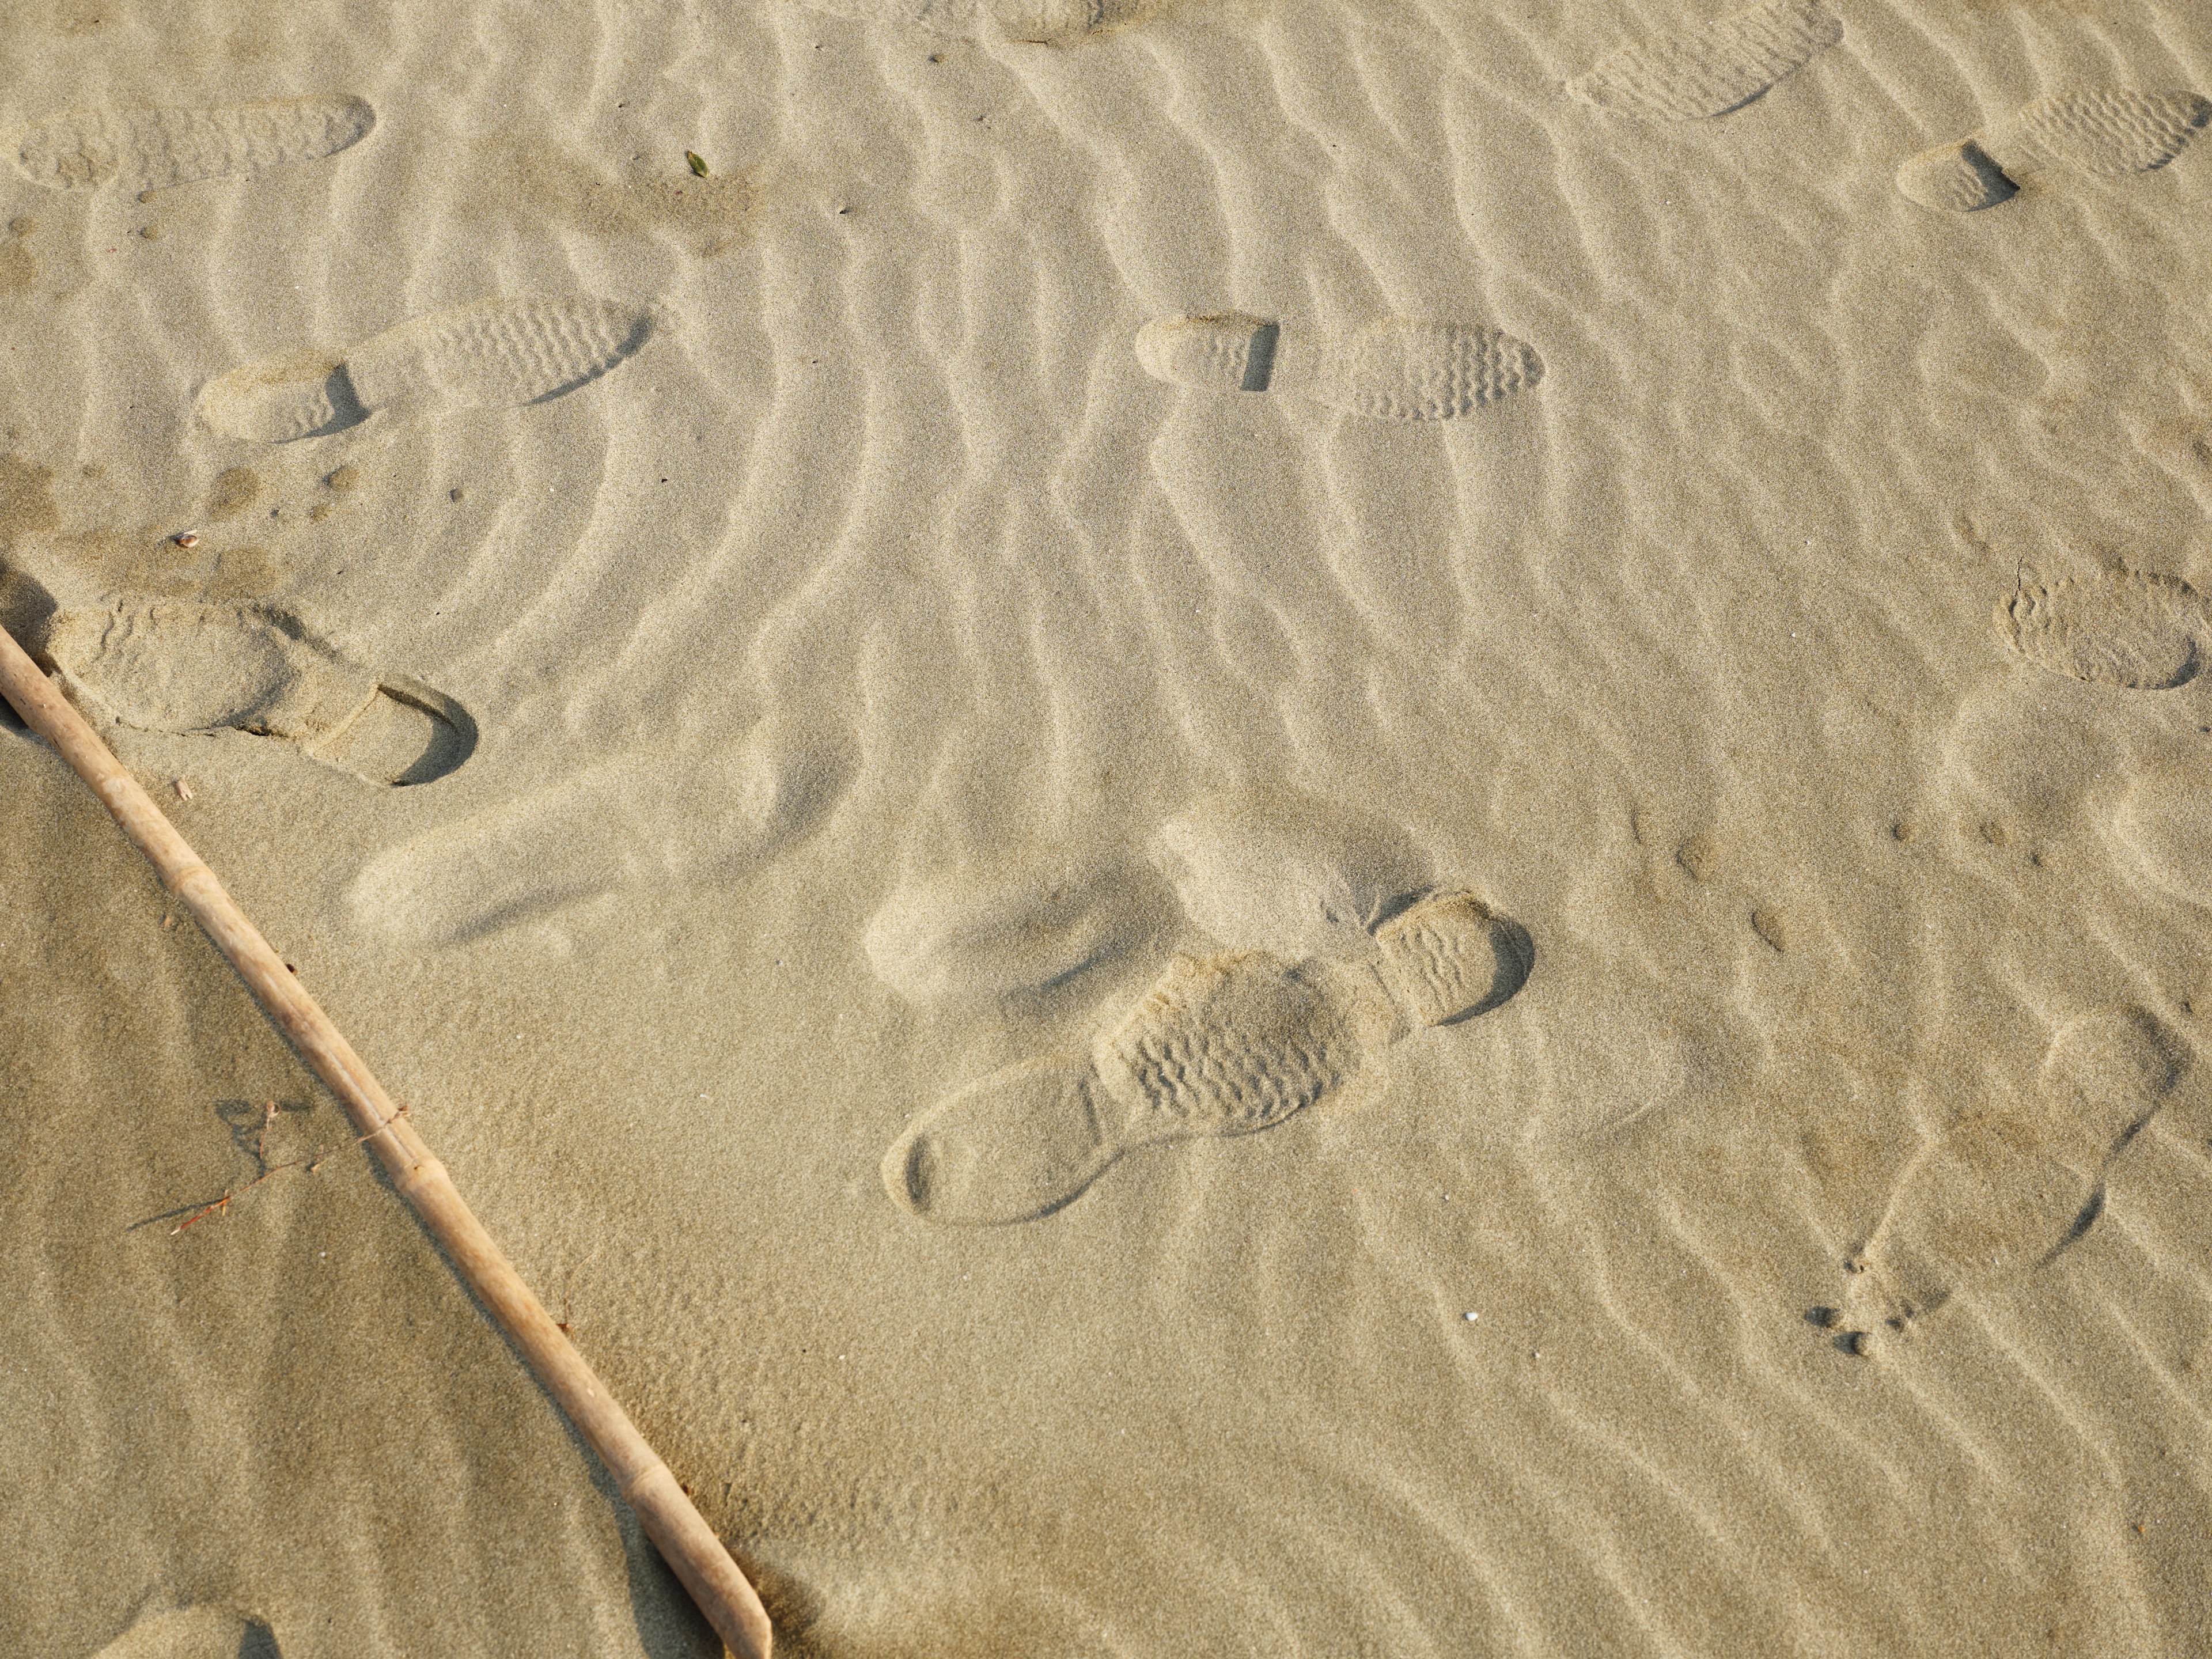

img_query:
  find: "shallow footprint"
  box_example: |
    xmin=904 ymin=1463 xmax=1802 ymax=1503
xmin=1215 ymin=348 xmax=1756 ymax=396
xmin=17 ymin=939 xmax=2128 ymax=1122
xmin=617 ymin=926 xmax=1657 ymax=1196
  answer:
xmin=1897 ymin=89 xmax=2211 ymax=212
xmin=1997 ymin=569 xmax=2210 ymax=690
xmin=1840 ymin=1009 xmax=2181 ymax=1340
xmin=11 ymin=94 xmax=373 ymax=192
xmin=798 ymin=0 xmax=1158 ymax=44
xmin=1567 ymin=0 xmax=1842 ymax=122
xmin=91 ymin=1605 xmax=279 ymax=1658
xmin=196 ymin=297 xmax=651 ymax=444
xmin=1135 ymin=315 xmax=1543 ymax=421
xmin=882 ymin=890 xmax=1529 ymax=1225
xmin=349 ymin=725 xmax=846 ymax=946
xmin=42 ymin=599 xmax=474 ymax=787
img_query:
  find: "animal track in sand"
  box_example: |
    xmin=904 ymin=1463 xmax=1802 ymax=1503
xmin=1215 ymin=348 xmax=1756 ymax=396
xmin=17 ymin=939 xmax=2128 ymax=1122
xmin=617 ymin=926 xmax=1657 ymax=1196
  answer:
xmin=11 ymin=95 xmax=373 ymax=192
xmin=798 ymin=0 xmax=1159 ymax=44
xmin=90 ymin=1604 xmax=279 ymax=1658
xmin=41 ymin=600 xmax=474 ymax=787
xmin=1135 ymin=315 xmax=1543 ymax=421
xmin=1566 ymin=0 xmax=1842 ymax=122
xmin=1897 ymin=89 xmax=2211 ymax=212
xmin=1997 ymin=570 xmax=2210 ymax=690
xmin=882 ymin=891 xmax=1531 ymax=1225
xmin=1835 ymin=1009 xmax=2183 ymax=1347
xmin=196 ymin=297 xmax=652 ymax=444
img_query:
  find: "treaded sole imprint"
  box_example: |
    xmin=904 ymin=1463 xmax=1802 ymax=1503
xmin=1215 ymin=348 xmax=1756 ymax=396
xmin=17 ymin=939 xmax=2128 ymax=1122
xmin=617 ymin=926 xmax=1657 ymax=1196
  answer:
xmin=196 ymin=298 xmax=652 ymax=443
xmin=1567 ymin=0 xmax=1842 ymax=121
xmin=1136 ymin=316 xmax=1542 ymax=420
xmin=12 ymin=94 xmax=374 ymax=191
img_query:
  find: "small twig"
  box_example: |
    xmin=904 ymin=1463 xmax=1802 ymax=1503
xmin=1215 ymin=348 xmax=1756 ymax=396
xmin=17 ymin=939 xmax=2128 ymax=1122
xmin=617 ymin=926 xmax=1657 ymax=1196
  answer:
xmin=171 ymin=1103 xmax=411 ymax=1234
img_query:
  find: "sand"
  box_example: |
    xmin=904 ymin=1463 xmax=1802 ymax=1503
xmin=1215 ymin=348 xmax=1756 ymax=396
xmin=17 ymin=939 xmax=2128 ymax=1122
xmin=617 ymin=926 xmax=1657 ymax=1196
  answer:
xmin=5 ymin=0 xmax=2212 ymax=1654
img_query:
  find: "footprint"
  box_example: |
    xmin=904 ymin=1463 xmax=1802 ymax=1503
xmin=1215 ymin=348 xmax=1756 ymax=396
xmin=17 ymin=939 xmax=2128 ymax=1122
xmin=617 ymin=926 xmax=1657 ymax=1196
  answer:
xmin=348 ymin=725 xmax=845 ymax=946
xmin=90 ymin=1605 xmax=279 ymax=1658
xmin=11 ymin=94 xmax=373 ymax=192
xmin=196 ymin=297 xmax=652 ymax=444
xmin=1566 ymin=0 xmax=1842 ymax=122
xmin=1135 ymin=315 xmax=1543 ymax=421
xmin=882 ymin=890 xmax=1530 ymax=1225
xmin=41 ymin=600 xmax=474 ymax=787
xmin=1147 ymin=789 xmax=1434 ymax=960
xmin=1897 ymin=89 xmax=2211 ymax=212
xmin=1997 ymin=569 xmax=2210 ymax=690
xmin=1838 ymin=1009 xmax=2182 ymax=1341
xmin=864 ymin=853 xmax=1173 ymax=1007
xmin=2113 ymin=771 xmax=2212 ymax=911
xmin=798 ymin=0 xmax=1158 ymax=44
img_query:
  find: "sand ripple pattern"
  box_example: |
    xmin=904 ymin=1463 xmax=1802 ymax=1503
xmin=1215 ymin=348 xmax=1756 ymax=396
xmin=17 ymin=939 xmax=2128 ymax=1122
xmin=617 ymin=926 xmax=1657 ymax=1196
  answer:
xmin=801 ymin=0 xmax=1157 ymax=44
xmin=10 ymin=94 xmax=374 ymax=191
xmin=1568 ymin=0 xmax=1841 ymax=120
xmin=2018 ymin=89 xmax=2212 ymax=176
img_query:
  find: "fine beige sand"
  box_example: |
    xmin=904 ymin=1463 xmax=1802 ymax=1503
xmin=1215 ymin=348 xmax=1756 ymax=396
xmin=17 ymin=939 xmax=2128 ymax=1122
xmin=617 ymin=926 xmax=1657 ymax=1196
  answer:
xmin=7 ymin=1 xmax=2212 ymax=1654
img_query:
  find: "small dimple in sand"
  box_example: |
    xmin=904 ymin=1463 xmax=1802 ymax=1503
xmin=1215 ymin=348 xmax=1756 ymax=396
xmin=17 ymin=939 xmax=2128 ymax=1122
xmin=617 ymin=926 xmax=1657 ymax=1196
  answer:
xmin=42 ymin=599 xmax=474 ymax=787
xmin=10 ymin=94 xmax=374 ymax=192
xmin=1136 ymin=315 xmax=1543 ymax=421
xmin=1566 ymin=0 xmax=1842 ymax=122
xmin=882 ymin=891 xmax=1532 ymax=1225
xmin=196 ymin=297 xmax=652 ymax=444
xmin=1897 ymin=89 xmax=2211 ymax=212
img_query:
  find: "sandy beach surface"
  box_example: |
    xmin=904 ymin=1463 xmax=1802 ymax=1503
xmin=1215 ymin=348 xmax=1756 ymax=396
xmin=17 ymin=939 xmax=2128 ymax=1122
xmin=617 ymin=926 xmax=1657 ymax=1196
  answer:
xmin=7 ymin=1 xmax=2212 ymax=1654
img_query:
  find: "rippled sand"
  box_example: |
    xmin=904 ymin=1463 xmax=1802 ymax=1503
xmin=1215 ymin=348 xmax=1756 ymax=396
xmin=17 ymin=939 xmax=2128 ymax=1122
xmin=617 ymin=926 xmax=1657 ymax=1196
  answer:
xmin=7 ymin=1 xmax=2212 ymax=1654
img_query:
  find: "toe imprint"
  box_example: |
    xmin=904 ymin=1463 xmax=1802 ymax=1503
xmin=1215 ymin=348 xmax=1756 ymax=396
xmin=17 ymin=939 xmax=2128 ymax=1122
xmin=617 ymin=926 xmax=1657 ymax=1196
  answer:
xmin=12 ymin=94 xmax=373 ymax=192
xmin=1375 ymin=891 xmax=1533 ymax=1027
xmin=92 ymin=1604 xmax=279 ymax=1658
xmin=198 ymin=298 xmax=651 ymax=443
xmin=1997 ymin=570 xmax=2208 ymax=690
xmin=1567 ymin=0 xmax=1842 ymax=122
xmin=1894 ymin=140 xmax=2017 ymax=213
xmin=1094 ymin=952 xmax=1368 ymax=1137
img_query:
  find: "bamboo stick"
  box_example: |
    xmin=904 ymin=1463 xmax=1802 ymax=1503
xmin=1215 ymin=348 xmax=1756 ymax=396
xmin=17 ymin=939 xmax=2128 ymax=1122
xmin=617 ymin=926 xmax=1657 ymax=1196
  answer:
xmin=0 ymin=621 xmax=772 ymax=1659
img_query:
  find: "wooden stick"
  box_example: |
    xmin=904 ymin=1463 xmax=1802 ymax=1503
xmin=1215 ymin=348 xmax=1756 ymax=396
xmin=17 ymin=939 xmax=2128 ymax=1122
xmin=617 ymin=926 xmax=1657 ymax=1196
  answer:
xmin=0 ymin=622 xmax=772 ymax=1659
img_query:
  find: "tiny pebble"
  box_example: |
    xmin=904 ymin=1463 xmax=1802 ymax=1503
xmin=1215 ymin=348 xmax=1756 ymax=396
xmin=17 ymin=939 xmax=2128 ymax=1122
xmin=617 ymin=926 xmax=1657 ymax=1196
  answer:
xmin=173 ymin=532 xmax=199 ymax=548
xmin=173 ymin=778 xmax=193 ymax=801
xmin=1463 ymin=1312 xmax=1479 ymax=1323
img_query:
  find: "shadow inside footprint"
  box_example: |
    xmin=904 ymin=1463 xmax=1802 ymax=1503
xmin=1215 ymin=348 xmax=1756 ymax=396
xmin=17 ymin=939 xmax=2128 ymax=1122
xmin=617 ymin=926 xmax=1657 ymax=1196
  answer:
xmin=38 ymin=599 xmax=474 ymax=789
xmin=90 ymin=1605 xmax=279 ymax=1658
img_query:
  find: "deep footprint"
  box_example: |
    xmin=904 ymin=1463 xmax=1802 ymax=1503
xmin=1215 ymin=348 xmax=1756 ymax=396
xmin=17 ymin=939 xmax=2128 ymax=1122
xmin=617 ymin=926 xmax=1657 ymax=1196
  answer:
xmin=1897 ymin=89 xmax=2211 ymax=212
xmin=1839 ymin=1009 xmax=2182 ymax=1342
xmin=800 ymin=0 xmax=1159 ymax=44
xmin=882 ymin=890 xmax=1530 ymax=1225
xmin=1135 ymin=315 xmax=1543 ymax=421
xmin=41 ymin=600 xmax=474 ymax=787
xmin=1567 ymin=0 xmax=1842 ymax=122
xmin=196 ymin=297 xmax=652 ymax=444
xmin=1996 ymin=569 xmax=2210 ymax=690
xmin=10 ymin=94 xmax=373 ymax=192
xmin=91 ymin=1605 xmax=279 ymax=1658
